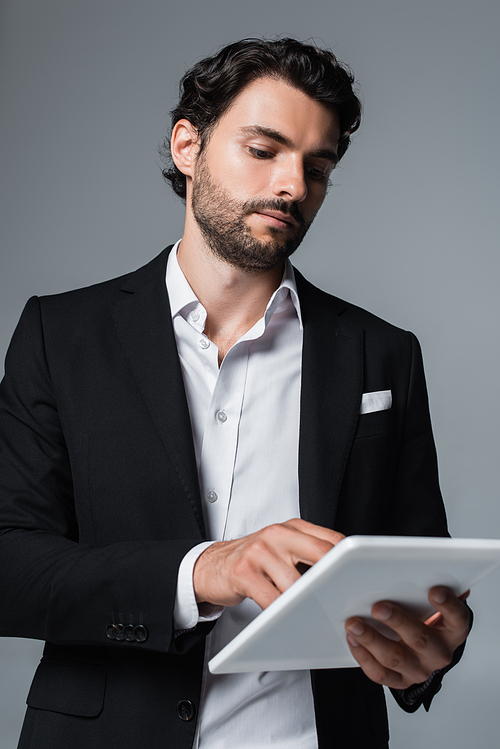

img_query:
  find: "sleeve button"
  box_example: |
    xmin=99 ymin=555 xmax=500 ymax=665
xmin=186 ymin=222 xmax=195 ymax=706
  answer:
xmin=134 ymin=625 xmax=148 ymax=642
xmin=124 ymin=624 xmax=136 ymax=642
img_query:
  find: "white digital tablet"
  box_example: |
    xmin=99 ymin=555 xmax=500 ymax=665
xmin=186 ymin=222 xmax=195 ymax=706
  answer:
xmin=208 ymin=535 xmax=500 ymax=674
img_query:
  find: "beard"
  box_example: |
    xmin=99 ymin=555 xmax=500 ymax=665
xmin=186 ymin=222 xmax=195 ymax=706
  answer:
xmin=191 ymin=154 xmax=312 ymax=273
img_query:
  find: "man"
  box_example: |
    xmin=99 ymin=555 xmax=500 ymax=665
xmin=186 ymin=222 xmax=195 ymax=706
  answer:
xmin=0 ymin=38 xmax=470 ymax=748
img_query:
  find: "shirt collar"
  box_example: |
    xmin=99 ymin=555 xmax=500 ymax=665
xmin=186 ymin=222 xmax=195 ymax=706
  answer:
xmin=166 ymin=240 xmax=199 ymax=319
xmin=265 ymin=259 xmax=303 ymax=330
xmin=166 ymin=240 xmax=303 ymax=332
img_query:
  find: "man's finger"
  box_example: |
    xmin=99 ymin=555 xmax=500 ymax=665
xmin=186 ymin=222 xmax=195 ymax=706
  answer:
xmin=424 ymin=589 xmax=470 ymax=627
xmin=426 ymin=587 xmax=472 ymax=639
xmin=345 ymin=616 xmax=434 ymax=685
xmin=283 ymin=518 xmax=345 ymax=547
xmin=345 ymin=626 xmax=416 ymax=689
xmin=238 ymin=569 xmax=285 ymax=610
xmin=367 ymin=602 xmax=453 ymax=672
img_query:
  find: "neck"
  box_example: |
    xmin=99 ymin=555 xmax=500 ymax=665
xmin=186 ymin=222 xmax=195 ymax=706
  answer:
xmin=176 ymin=224 xmax=284 ymax=363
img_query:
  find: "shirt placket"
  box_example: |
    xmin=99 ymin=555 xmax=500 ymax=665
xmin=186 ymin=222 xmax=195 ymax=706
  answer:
xmin=198 ymin=343 xmax=250 ymax=541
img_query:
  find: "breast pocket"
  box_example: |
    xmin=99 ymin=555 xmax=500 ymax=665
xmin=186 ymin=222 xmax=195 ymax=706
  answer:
xmin=354 ymin=408 xmax=393 ymax=440
xmin=27 ymin=660 xmax=106 ymax=717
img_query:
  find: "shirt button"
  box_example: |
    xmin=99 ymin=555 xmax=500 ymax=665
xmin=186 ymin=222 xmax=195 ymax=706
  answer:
xmin=207 ymin=490 xmax=218 ymax=503
xmin=216 ymin=410 xmax=227 ymax=423
xmin=177 ymin=699 xmax=196 ymax=722
xmin=189 ymin=310 xmax=200 ymax=322
xmin=199 ymin=339 xmax=210 ymax=349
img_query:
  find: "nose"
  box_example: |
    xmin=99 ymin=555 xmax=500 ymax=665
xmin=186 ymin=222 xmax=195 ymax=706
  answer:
xmin=271 ymin=157 xmax=308 ymax=203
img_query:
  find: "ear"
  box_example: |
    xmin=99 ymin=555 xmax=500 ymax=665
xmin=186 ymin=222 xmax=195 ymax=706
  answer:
xmin=170 ymin=119 xmax=199 ymax=178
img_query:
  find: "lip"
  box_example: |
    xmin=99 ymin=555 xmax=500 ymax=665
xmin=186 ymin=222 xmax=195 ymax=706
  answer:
xmin=253 ymin=210 xmax=298 ymax=229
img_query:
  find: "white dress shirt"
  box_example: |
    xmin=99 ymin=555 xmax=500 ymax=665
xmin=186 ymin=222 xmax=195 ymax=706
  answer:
xmin=166 ymin=243 xmax=318 ymax=749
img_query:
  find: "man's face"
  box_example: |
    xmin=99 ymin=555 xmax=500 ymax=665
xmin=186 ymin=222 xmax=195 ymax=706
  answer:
xmin=189 ymin=76 xmax=340 ymax=272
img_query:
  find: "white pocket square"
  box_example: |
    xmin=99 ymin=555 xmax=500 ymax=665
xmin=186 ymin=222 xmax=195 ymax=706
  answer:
xmin=360 ymin=390 xmax=392 ymax=415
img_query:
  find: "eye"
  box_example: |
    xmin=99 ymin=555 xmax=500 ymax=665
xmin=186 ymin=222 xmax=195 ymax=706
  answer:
xmin=248 ymin=147 xmax=273 ymax=159
xmin=306 ymin=166 xmax=329 ymax=181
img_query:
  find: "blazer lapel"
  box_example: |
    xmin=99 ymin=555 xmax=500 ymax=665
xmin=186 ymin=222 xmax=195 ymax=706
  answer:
xmin=110 ymin=248 xmax=205 ymax=537
xmin=295 ymin=271 xmax=364 ymax=530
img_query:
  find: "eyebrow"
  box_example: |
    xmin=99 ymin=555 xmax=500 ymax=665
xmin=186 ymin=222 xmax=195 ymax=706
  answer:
xmin=238 ymin=125 xmax=339 ymax=165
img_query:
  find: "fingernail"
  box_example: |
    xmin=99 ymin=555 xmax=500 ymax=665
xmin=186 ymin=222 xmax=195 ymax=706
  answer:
xmin=347 ymin=634 xmax=359 ymax=648
xmin=375 ymin=604 xmax=392 ymax=621
xmin=433 ymin=588 xmax=447 ymax=604
xmin=347 ymin=620 xmax=364 ymax=636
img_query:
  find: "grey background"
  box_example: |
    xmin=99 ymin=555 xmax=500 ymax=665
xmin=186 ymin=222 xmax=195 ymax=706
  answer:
xmin=1 ymin=0 xmax=499 ymax=746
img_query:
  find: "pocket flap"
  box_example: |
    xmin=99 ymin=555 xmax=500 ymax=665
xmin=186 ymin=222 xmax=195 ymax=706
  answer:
xmin=354 ymin=408 xmax=393 ymax=439
xmin=27 ymin=660 xmax=106 ymax=717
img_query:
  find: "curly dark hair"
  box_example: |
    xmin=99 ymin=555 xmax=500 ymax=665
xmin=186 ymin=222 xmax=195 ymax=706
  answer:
xmin=159 ymin=37 xmax=362 ymax=200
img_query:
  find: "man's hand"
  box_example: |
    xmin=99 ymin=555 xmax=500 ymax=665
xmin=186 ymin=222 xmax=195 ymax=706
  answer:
xmin=193 ymin=518 xmax=344 ymax=610
xmin=345 ymin=587 xmax=471 ymax=689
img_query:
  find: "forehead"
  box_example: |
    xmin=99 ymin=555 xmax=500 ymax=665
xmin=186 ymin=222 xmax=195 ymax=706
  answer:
xmin=212 ymin=76 xmax=340 ymax=149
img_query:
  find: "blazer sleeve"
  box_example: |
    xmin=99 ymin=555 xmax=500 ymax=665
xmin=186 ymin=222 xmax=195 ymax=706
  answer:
xmin=387 ymin=332 xmax=471 ymax=710
xmin=0 ymin=297 xmax=204 ymax=654
xmin=388 ymin=331 xmax=448 ymax=538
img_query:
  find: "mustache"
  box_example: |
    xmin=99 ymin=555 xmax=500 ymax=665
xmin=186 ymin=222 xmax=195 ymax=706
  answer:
xmin=242 ymin=198 xmax=306 ymax=227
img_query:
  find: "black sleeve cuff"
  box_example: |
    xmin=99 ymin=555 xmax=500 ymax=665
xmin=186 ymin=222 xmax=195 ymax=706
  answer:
xmin=391 ymin=603 xmax=472 ymax=713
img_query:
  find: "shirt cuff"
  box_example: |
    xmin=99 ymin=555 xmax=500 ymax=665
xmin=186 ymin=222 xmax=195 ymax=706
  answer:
xmin=173 ymin=541 xmax=225 ymax=630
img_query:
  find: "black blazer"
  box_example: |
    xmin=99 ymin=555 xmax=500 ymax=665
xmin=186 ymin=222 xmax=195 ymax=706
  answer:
xmin=0 ymin=247 xmax=450 ymax=749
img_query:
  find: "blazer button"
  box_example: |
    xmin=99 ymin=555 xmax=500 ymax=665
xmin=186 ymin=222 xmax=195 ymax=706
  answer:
xmin=134 ymin=625 xmax=148 ymax=643
xmin=177 ymin=700 xmax=196 ymax=722
xmin=106 ymin=624 xmax=116 ymax=640
xmin=114 ymin=624 xmax=125 ymax=641
xmin=124 ymin=624 xmax=135 ymax=642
